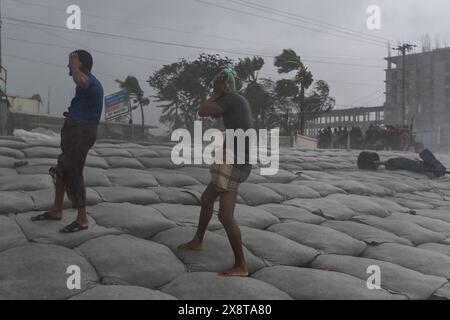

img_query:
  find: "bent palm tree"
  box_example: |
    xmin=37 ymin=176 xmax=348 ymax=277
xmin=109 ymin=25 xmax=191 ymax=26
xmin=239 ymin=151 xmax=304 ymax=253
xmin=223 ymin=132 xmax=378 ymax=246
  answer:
xmin=116 ymin=76 xmax=150 ymax=136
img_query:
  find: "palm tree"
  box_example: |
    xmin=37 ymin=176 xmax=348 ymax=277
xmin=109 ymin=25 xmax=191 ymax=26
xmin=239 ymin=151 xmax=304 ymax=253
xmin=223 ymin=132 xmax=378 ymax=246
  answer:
xmin=116 ymin=76 xmax=150 ymax=136
xmin=234 ymin=57 xmax=271 ymax=128
xmin=274 ymin=49 xmax=314 ymax=135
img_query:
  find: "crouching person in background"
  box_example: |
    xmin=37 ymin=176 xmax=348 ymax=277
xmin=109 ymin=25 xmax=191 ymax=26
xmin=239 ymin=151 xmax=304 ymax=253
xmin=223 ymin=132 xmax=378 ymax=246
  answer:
xmin=31 ymin=50 xmax=104 ymax=233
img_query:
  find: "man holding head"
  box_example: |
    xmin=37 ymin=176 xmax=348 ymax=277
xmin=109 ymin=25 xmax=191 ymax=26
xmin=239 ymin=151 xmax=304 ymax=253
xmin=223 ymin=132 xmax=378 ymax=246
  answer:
xmin=178 ymin=69 xmax=253 ymax=277
xmin=31 ymin=50 xmax=104 ymax=233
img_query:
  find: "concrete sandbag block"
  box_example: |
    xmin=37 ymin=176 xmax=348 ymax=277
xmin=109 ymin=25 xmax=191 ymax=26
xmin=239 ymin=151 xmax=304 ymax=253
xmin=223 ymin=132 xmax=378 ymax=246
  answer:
xmin=368 ymin=197 xmax=412 ymax=214
xmin=322 ymin=220 xmax=412 ymax=246
xmin=292 ymin=181 xmax=346 ymax=197
xmin=261 ymin=183 xmax=321 ymax=200
xmin=177 ymin=167 xmax=212 ymax=185
xmin=415 ymin=209 xmax=450 ymax=224
xmin=0 ymin=168 xmax=17 ymax=176
xmin=0 ymin=244 xmax=98 ymax=300
xmin=0 ymin=155 xmax=18 ymax=168
xmin=16 ymin=210 xmax=122 ymax=248
xmin=151 ymin=204 xmax=222 ymax=230
xmin=285 ymin=198 xmax=356 ymax=220
xmin=70 ymin=285 xmax=177 ymax=300
xmin=352 ymin=215 xmax=446 ymax=246
xmin=85 ymin=155 xmax=110 ymax=169
xmin=311 ymin=254 xmax=446 ymax=300
xmin=151 ymin=187 xmax=199 ymax=205
xmin=105 ymin=157 xmax=145 ymax=169
xmin=363 ymin=243 xmax=450 ymax=278
xmin=0 ymin=174 xmax=53 ymax=191
xmin=237 ymin=183 xmax=284 ymax=206
xmin=27 ymin=188 xmax=102 ymax=211
xmin=84 ymin=167 xmax=112 ymax=188
xmin=77 ymin=234 xmax=186 ymax=289
xmin=152 ymin=227 xmax=265 ymax=274
xmin=89 ymin=202 xmax=176 ymax=238
xmin=252 ymin=266 xmax=405 ymax=300
xmin=216 ymin=226 xmax=319 ymax=267
xmin=0 ymin=139 xmax=27 ymax=149
xmin=373 ymin=181 xmax=418 ymax=194
xmin=258 ymin=204 xmax=325 ymax=224
xmin=0 ymin=215 xmax=28 ymax=252
xmin=268 ymin=222 xmax=366 ymax=256
xmin=327 ymin=194 xmax=390 ymax=218
xmin=263 ymin=169 xmax=297 ymax=184
xmin=417 ymin=243 xmax=450 ymax=257
xmin=0 ymin=191 xmax=35 ymax=214
xmin=149 ymin=171 xmax=200 ymax=187
xmin=128 ymin=149 xmax=160 ymax=158
xmin=0 ymin=147 xmax=25 ymax=159
xmin=162 ymin=272 xmax=292 ymax=300
xmin=94 ymin=187 xmax=160 ymax=205
xmin=432 ymin=283 xmax=450 ymax=300
xmin=227 ymin=204 xmax=280 ymax=230
xmin=328 ymin=180 xmax=374 ymax=196
xmin=94 ymin=148 xmax=132 ymax=158
xmin=16 ymin=165 xmax=51 ymax=175
xmin=138 ymin=158 xmax=177 ymax=169
xmin=106 ymin=168 xmax=158 ymax=188
xmin=387 ymin=213 xmax=450 ymax=237
xmin=23 ymin=147 xmax=59 ymax=159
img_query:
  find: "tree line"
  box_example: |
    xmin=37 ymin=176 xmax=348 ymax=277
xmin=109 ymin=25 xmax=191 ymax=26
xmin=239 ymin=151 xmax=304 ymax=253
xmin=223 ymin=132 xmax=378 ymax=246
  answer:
xmin=116 ymin=49 xmax=335 ymax=137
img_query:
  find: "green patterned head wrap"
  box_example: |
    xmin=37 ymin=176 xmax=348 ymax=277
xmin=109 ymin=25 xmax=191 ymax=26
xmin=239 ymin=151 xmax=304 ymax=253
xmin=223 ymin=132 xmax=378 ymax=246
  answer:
xmin=213 ymin=68 xmax=237 ymax=93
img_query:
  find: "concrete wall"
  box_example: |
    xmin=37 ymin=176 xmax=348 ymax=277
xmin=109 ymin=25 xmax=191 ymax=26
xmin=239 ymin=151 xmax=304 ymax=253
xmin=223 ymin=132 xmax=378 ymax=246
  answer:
xmin=10 ymin=112 xmax=157 ymax=142
xmin=7 ymin=97 xmax=41 ymax=114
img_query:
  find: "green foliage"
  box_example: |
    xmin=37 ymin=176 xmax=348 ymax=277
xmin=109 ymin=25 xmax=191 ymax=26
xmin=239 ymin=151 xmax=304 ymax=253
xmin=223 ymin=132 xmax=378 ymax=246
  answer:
xmin=116 ymin=76 xmax=150 ymax=134
xmin=147 ymin=49 xmax=334 ymax=137
xmin=274 ymin=49 xmax=334 ymax=135
xmin=148 ymin=54 xmax=234 ymax=133
xmin=274 ymin=49 xmax=303 ymax=74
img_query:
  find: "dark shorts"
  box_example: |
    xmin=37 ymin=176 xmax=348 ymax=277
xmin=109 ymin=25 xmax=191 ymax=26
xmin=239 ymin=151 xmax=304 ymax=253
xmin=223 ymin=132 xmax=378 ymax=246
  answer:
xmin=51 ymin=118 xmax=97 ymax=208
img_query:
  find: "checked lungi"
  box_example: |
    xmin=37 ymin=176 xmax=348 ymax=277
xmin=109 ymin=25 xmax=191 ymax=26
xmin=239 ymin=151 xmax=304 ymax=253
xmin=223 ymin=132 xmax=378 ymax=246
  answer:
xmin=210 ymin=163 xmax=251 ymax=192
xmin=50 ymin=118 xmax=97 ymax=209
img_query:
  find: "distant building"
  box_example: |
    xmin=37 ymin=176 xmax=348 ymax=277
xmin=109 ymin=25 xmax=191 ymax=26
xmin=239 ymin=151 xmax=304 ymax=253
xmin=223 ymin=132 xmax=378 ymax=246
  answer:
xmin=0 ymin=66 xmax=10 ymax=135
xmin=7 ymin=95 xmax=42 ymax=114
xmin=384 ymin=47 xmax=450 ymax=151
xmin=305 ymin=106 xmax=384 ymax=137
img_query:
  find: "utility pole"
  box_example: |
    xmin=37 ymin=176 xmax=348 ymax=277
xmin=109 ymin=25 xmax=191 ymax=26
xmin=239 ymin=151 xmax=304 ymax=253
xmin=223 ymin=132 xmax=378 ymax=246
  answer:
xmin=47 ymin=87 xmax=51 ymax=114
xmin=0 ymin=0 xmax=3 ymax=69
xmin=394 ymin=43 xmax=417 ymax=127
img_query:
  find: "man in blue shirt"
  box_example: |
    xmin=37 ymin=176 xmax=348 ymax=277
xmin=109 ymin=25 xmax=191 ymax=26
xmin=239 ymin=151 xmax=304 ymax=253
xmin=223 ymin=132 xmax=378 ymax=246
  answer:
xmin=32 ymin=50 xmax=104 ymax=233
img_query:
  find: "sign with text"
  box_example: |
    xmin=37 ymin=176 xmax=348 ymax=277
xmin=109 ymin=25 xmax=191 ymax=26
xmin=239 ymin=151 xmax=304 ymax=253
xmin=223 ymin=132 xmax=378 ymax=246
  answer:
xmin=105 ymin=90 xmax=131 ymax=121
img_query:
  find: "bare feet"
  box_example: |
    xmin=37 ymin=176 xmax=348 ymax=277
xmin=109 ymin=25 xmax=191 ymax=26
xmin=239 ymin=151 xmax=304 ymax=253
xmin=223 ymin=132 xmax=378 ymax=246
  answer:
xmin=218 ymin=265 xmax=249 ymax=277
xmin=177 ymin=238 xmax=204 ymax=252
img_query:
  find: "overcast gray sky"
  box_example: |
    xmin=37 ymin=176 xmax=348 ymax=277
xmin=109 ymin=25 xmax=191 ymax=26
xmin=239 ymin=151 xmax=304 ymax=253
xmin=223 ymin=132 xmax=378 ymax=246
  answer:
xmin=2 ymin=0 xmax=450 ymax=134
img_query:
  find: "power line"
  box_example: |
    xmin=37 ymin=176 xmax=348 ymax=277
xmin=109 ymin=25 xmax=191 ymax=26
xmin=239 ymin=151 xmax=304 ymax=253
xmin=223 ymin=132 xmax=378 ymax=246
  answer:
xmin=4 ymin=26 xmax=169 ymax=66
xmin=4 ymin=0 xmax=302 ymax=51
xmin=8 ymin=18 xmax=383 ymax=64
xmin=4 ymin=53 xmax=129 ymax=80
xmin=230 ymin=0 xmax=394 ymax=43
xmin=6 ymin=0 xmax=389 ymax=59
xmin=5 ymin=27 xmax=386 ymax=92
xmin=3 ymin=17 xmax=385 ymax=69
xmin=191 ymin=0 xmax=387 ymax=48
